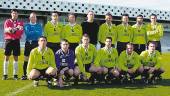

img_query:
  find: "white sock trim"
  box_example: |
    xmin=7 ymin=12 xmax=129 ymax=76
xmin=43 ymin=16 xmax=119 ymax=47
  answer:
xmin=3 ymin=61 xmax=9 ymax=75
xmin=13 ymin=61 xmax=18 ymax=75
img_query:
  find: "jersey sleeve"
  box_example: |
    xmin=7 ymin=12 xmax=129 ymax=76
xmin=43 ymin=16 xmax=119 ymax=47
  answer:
xmin=75 ymin=47 xmax=85 ymax=73
xmin=118 ymin=52 xmax=128 ymax=71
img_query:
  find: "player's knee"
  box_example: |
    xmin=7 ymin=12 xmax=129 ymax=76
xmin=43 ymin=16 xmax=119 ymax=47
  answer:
xmin=4 ymin=56 xmax=10 ymax=61
xmin=29 ymin=69 xmax=40 ymax=80
xmin=68 ymin=69 xmax=74 ymax=76
xmin=138 ymin=66 xmax=144 ymax=73
xmin=103 ymin=68 xmax=108 ymax=74
xmin=74 ymin=69 xmax=80 ymax=76
xmin=46 ymin=67 xmax=56 ymax=75
xmin=13 ymin=56 xmax=18 ymax=61
xmin=112 ymin=69 xmax=120 ymax=77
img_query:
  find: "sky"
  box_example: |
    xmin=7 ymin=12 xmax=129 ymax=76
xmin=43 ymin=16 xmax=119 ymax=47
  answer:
xmin=57 ymin=0 xmax=170 ymax=11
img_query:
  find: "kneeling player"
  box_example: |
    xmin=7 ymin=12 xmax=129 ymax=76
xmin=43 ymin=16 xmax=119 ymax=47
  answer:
xmin=94 ymin=37 xmax=119 ymax=83
xmin=27 ymin=36 xmax=57 ymax=87
xmin=75 ymin=34 xmax=98 ymax=83
xmin=55 ymin=39 xmax=80 ymax=87
xmin=140 ymin=41 xmax=164 ymax=84
xmin=119 ymin=43 xmax=143 ymax=83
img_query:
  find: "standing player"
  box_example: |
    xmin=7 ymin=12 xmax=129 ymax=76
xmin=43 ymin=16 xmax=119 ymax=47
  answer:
xmin=146 ymin=14 xmax=164 ymax=53
xmin=55 ymin=39 xmax=80 ymax=87
xmin=98 ymin=13 xmax=117 ymax=48
xmin=119 ymin=43 xmax=143 ymax=83
xmin=27 ymin=36 xmax=57 ymax=87
xmin=132 ymin=15 xmax=147 ymax=54
xmin=44 ymin=12 xmax=63 ymax=53
xmin=94 ymin=37 xmax=119 ymax=82
xmin=62 ymin=13 xmax=82 ymax=51
xmin=116 ymin=14 xmax=133 ymax=55
xmin=140 ymin=41 xmax=164 ymax=84
xmin=75 ymin=34 xmax=98 ymax=82
xmin=21 ymin=12 xmax=42 ymax=80
xmin=3 ymin=9 xmax=24 ymax=80
xmin=81 ymin=11 xmax=99 ymax=45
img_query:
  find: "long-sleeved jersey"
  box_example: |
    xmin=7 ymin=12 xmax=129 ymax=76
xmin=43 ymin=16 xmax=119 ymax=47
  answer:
xmin=94 ymin=47 xmax=118 ymax=68
xmin=24 ymin=23 xmax=42 ymax=41
xmin=140 ymin=50 xmax=161 ymax=69
xmin=116 ymin=24 xmax=133 ymax=42
xmin=27 ymin=47 xmax=56 ymax=74
xmin=118 ymin=50 xmax=141 ymax=71
xmin=81 ymin=21 xmax=99 ymax=45
xmin=132 ymin=24 xmax=147 ymax=44
xmin=98 ymin=23 xmax=117 ymax=44
xmin=75 ymin=44 xmax=96 ymax=73
xmin=146 ymin=23 xmax=164 ymax=41
xmin=44 ymin=21 xmax=63 ymax=43
xmin=4 ymin=19 xmax=24 ymax=40
xmin=62 ymin=23 xmax=82 ymax=43
xmin=55 ymin=49 xmax=75 ymax=69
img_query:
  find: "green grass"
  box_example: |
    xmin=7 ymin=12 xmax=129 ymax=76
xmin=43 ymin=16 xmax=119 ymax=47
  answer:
xmin=0 ymin=48 xmax=170 ymax=96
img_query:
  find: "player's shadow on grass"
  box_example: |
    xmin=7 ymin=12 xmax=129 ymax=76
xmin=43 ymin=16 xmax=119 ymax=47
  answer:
xmin=48 ymin=79 xmax=170 ymax=90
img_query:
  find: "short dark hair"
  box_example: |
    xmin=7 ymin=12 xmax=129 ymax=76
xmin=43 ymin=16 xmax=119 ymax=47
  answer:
xmin=60 ymin=39 xmax=69 ymax=44
xmin=51 ymin=11 xmax=58 ymax=15
xmin=150 ymin=14 xmax=157 ymax=18
xmin=82 ymin=33 xmax=90 ymax=39
xmin=11 ymin=9 xmax=18 ymax=13
xmin=105 ymin=12 xmax=112 ymax=17
xmin=87 ymin=10 xmax=94 ymax=14
xmin=105 ymin=37 xmax=112 ymax=41
xmin=68 ymin=13 xmax=76 ymax=18
xmin=147 ymin=41 xmax=157 ymax=47
xmin=122 ymin=13 xmax=129 ymax=17
xmin=38 ymin=36 xmax=47 ymax=41
xmin=126 ymin=43 xmax=134 ymax=48
xmin=137 ymin=14 xmax=143 ymax=18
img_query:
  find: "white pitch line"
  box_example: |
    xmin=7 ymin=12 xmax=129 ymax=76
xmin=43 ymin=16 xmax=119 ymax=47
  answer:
xmin=6 ymin=82 xmax=32 ymax=96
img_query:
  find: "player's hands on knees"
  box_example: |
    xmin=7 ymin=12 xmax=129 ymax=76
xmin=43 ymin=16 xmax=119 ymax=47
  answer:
xmin=148 ymin=67 xmax=155 ymax=73
xmin=128 ymin=69 xmax=135 ymax=74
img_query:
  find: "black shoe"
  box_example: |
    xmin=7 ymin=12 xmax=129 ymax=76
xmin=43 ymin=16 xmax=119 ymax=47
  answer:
xmin=14 ymin=75 xmax=18 ymax=80
xmin=47 ymin=80 xmax=53 ymax=88
xmin=130 ymin=78 xmax=135 ymax=84
xmin=2 ymin=75 xmax=8 ymax=80
xmin=74 ymin=80 xmax=78 ymax=85
xmin=157 ymin=76 xmax=162 ymax=81
xmin=141 ymin=76 xmax=148 ymax=84
xmin=21 ymin=75 xmax=27 ymax=80
xmin=151 ymin=78 xmax=156 ymax=84
xmin=120 ymin=75 xmax=127 ymax=84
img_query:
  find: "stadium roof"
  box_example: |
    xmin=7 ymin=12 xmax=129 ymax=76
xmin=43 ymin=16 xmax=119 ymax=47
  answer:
xmin=59 ymin=0 xmax=170 ymax=11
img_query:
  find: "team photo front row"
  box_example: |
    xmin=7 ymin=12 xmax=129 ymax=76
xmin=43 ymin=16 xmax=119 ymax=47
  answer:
xmin=18 ymin=35 xmax=165 ymax=87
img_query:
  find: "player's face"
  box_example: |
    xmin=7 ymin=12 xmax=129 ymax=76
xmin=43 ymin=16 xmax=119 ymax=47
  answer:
xmin=126 ymin=45 xmax=133 ymax=54
xmin=105 ymin=15 xmax=112 ymax=23
xmin=82 ymin=36 xmax=89 ymax=45
xmin=137 ymin=16 xmax=143 ymax=24
xmin=87 ymin=11 xmax=94 ymax=21
xmin=11 ymin=11 xmax=18 ymax=20
xmin=105 ymin=39 xmax=112 ymax=48
xmin=68 ymin=15 xmax=76 ymax=23
xmin=150 ymin=16 xmax=157 ymax=23
xmin=51 ymin=13 xmax=58 ymax=21
xmin=38 ymin=38 xmax=47 ymax=48
xmin=148 ymin=43 xmax=156 ymax=52
xmin=61 ymin=41 xmax=69 ymax=51
xmin=29 ymin=13 xmax=37 ymax=24
xmin=122 ymin=16 xmax=129 ymax=23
